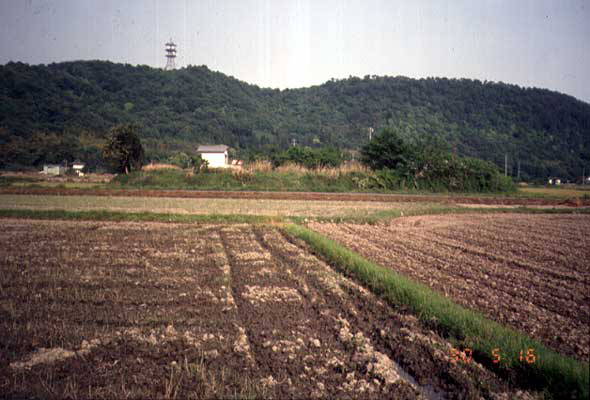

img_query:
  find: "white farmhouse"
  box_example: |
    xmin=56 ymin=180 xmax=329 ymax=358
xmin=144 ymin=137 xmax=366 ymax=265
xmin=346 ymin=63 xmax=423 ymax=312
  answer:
xmin=72 ymin=160 xmax=85 ymax=176
xmin=197 ymin=145 xmax=229 ymax=168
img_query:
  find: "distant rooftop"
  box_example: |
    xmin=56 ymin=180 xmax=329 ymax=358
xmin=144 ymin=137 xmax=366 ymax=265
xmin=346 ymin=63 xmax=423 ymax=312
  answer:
xmin=197 ymin=145 xmax=228 ymax=153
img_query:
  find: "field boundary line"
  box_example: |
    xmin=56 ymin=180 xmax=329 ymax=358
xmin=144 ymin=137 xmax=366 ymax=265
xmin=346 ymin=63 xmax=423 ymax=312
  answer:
xmin=2 ymin=187 xmax=589 ymax=206
xmin=0 ymin=209 xmax=282 ymax=224
xmin=1 ymin=207 xmax=588 ymax=227
xmin=297 ymin=206 xmax=590 ymax=224
xmin=283 ymin=223 xmax=589 ymax=400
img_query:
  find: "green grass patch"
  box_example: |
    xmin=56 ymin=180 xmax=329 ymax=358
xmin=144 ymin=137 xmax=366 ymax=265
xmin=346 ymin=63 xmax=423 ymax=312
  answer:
xmin=109 ymin=169 xmax=521 ymax=195
xmin=0 ymin=176 xmax=41 ymax=187
xmin=284 ymin=223 xmax=589 ymax=399
xmin=0 ymin=209 xmax=280 ymax=224
xmin=10 ymin=181 xmax=107 ymax=189
xmin=518 ymin=186 xmax=590 ymax=199
xmin=303 ymin=205 xmax=590 ymax=224
xmin=109 ymin=168 xmax=372 ymax=192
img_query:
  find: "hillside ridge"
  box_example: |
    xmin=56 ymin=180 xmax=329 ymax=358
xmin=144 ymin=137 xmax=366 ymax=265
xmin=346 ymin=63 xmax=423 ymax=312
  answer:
xmin=1 ymin=60 xmax=589 ymax=180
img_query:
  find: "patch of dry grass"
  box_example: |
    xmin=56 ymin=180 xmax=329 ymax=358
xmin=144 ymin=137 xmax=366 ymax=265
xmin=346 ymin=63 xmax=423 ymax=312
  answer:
xmin=275 ymin=162 xmax=308 ymax=175
xmin=243 ymin=160 xmax=273 ymax=173
xmin=0 ymin=194 xmax=434 ymax=217
xmin=271 ymin=162 xmax=371 ymax=177
xmin=142 ymin=163 xmax=181 ymax=171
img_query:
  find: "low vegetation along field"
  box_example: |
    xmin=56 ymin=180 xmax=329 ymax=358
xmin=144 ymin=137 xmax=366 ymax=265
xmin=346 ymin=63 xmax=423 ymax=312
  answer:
xmin=308 ymin=214 xmax=590 ymax=363
xmin=1 ymin=219 xmax=536 ymax=399
xmin=0 ymin=194 xmax=439 ymax=218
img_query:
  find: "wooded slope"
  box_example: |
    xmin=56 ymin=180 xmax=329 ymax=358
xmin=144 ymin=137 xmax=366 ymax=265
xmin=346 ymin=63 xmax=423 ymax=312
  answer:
xmin=1 ymin=60 xmax=588 ymax=180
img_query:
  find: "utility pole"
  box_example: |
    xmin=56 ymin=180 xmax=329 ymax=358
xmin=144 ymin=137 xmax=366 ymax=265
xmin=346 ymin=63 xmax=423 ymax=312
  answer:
xmin=368 ymin=127 xmax=374 ymax=141
xmin=504 ymin=153 xmax=508 ymax=177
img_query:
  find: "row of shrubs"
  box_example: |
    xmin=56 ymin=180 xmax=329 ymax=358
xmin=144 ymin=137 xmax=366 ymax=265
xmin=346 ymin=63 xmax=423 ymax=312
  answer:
xmin=117 ymin=126 xmax=515 ymax=193
xmin=112 ymin=162 xmax=372 ymax=192
xmin=113 ymin=157 xmax=514 ymax=194
xmin=360 ymin=127 xmax=515 ymax=193
xmin=369 ymin=159 xmax=515 ymax=193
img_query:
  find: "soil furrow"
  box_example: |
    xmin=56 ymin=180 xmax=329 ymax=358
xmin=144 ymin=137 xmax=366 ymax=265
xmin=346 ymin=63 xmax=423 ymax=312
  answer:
xmin=400 ymin=230 xmax=587 ymax=315
xmin=259 ymin=229 xmax=513 ymax=400
xmin=482 ymin=217 xmax=588 ymax=249
xmin=338 ymin=223 xmax=587 ymax=342
xmin=256 ymin=228 xmax=435 ymax=399
xmin=0 ymin=219 xmax=541 ymax=398
xmin=434 ymin=227 xmax=585 ymax=280
xmin=309 ymin=214 xmax=590 ymax=361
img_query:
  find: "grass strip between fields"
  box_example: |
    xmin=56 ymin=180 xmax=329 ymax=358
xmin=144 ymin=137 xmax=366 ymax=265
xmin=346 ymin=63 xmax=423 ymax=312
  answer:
xmin=0 ymin=209 xmax=281 ymax=224
xmin=292 ymin=205 xmax=590 ymax=225
xmin=283 ymin=223 xmax=590 ymax=400
xmin=1 ymin=206 xmax=587 ymax=226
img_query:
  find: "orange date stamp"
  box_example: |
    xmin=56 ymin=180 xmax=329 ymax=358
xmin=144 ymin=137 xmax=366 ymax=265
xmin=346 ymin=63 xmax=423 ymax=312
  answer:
xmin=450 ymin=347 xmax=537 ymax=364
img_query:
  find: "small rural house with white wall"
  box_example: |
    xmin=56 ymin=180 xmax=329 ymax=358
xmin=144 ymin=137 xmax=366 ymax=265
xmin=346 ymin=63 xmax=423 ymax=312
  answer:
xmin=72 ymin=160 xmax=86 ymax=176
xmin=41 ymin=164 xmax=66 ymax=176
xmin=197 ymin=145 xmax=229 ymax=168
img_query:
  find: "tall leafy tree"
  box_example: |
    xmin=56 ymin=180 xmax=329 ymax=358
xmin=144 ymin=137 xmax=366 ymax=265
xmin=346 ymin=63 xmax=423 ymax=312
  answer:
xmin=102 ymin=124 xmax=144 ymax=174
xmin=360 ymin=127 xmax=416 ymax=170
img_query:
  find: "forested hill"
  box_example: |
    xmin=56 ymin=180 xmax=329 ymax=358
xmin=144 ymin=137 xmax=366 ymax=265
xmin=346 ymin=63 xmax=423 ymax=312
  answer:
xmin=1 ymin=60 xmax=589 ymax=180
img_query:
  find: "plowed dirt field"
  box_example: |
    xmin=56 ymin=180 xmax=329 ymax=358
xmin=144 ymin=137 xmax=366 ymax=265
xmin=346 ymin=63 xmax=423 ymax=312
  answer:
xmin=0 ymin=219 xmax=532 ymax=399
xmin=309 ymin=214 xmax=590 ymax=362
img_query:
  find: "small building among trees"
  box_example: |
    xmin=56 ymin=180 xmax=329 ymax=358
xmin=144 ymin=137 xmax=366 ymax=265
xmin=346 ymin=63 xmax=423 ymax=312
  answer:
xmin=72 ymin=160 xmax=86 ymax=176
xmin=197 ymin=145 xmax=229 ymax=168
xmin=41 ymin=164 xmax=66 ymax=176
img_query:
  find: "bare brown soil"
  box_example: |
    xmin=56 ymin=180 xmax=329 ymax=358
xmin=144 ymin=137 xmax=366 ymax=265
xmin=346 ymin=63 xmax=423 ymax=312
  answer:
xmin=2 ymin=186 xmax=588 ymax=206
xmin=309 ymin=214 xmax=590 ymax=362
xmin=0 ymin=219 xmax=533 ymax=399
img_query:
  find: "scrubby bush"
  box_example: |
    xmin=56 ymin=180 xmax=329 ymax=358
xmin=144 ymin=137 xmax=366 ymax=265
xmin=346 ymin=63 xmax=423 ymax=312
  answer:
xmin=361 ymin=127 xmax=516 ymax=193
xmin=271 ymin=146 xmax=343 ymax=168
xmin=166 ymin=152 xmax=191 ymax=168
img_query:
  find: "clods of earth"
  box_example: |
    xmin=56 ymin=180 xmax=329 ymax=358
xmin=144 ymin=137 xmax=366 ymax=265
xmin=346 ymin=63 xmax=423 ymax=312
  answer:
xmin=1 ymin=219 xmax=537 ymax=399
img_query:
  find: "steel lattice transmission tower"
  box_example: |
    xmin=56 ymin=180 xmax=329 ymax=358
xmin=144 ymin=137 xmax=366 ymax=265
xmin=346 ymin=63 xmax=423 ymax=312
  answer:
xmin=164 ymin=39 xmax=177 ymax=70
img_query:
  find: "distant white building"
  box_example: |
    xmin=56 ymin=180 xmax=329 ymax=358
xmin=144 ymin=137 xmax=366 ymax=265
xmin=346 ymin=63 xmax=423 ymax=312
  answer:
xmin=72 ymin=160 xmax=85 ymax=176
xmin=197 ymin=145 xmax=229 ymax=168
xmin=41 ymin=164 xmax=65 ymax=176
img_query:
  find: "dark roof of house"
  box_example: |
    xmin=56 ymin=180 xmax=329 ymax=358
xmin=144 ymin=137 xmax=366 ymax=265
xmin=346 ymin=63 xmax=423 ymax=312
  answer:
xmin=197 ymin=145 xmax=228 ymax=153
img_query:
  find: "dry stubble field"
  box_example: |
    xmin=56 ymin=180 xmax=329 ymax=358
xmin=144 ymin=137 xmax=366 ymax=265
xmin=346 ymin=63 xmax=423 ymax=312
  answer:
xmin=309 ymin=214 xmax=590 ymax=362
xmin=0 ymin=194 xmax=438 ymax=218
xmin=0 ymin=219 xmax=534 ymax=399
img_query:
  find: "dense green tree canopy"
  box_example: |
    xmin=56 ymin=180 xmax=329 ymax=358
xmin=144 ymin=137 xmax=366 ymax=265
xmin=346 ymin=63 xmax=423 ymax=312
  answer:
xmin=360 ymin=127 xmax=415 ymax=170
xmin=361 ymin=127 xmax=515 ymax=192
xmin=102 ymin=124 xmax=144 ymax=174
xmin=0 ymin=60 xmax=588 ymax=180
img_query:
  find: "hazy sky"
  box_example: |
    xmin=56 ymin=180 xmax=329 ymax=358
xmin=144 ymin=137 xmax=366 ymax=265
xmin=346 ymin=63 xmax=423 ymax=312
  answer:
xmin=1 ymin=0 xmax=589 ymax=102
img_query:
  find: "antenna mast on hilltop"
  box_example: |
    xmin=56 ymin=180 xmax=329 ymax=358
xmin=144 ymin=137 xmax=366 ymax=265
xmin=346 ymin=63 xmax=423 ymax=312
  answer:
xmin=164 ymin=39 xmax=177 ymax=70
